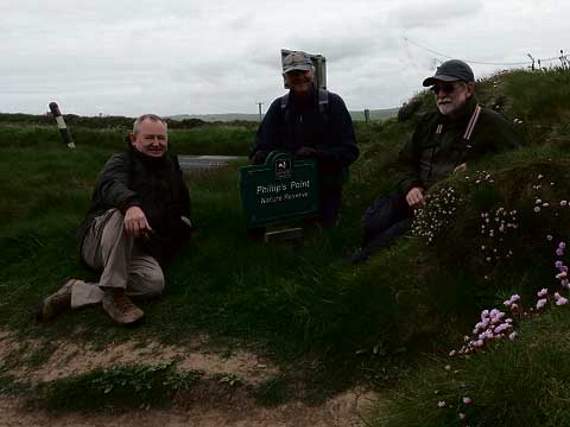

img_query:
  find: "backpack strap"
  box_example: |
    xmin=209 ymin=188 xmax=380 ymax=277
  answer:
xmin=463 ymin=104 xmax=482 ymax=144
xmin=317 ymin=88 xmax=329 ymax=116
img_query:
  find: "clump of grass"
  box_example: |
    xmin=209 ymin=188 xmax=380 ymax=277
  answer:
xmin=372 ymin=307 xmax=570 ymax=427
xmin=39 ymin=363 xmax=202 ymax=412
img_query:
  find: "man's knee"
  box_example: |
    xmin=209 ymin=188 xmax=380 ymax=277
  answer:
xmin=130 ymin=266 xmax=165 ymax=299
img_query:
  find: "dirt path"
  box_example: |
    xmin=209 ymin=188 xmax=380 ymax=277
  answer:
xmin=0 ymin=329 xmax=376 ymax=426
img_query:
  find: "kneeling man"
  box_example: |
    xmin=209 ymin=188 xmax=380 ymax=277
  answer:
xmin=37 ymin=114 xmax=192 ymax=324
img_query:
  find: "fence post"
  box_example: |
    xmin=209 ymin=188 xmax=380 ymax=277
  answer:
xmin=48 ymin=102 xmax=75 ymax=149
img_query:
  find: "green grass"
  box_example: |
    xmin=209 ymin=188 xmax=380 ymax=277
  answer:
xmin=38 ymin=363 xmax=201 ymax=412
xmin=0 ymin=124 xmax=254 ymax=155
xmin=371 ymin=308 xmax=570 ymax=427
xmin=1 ymin=68 xmax=570 ymax=418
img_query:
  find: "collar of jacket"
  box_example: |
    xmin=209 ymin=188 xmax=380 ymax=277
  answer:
xmin=438 ymin=96 xmax=478 ymax=126
xmin=128 ymin=145 xmax=169 ymax=168
xmin=288 ymin=85 xmax=317 ymax=110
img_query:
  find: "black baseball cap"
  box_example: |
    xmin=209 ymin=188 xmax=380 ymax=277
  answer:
xmin=422 ymin=59 xmax=475 ymax=87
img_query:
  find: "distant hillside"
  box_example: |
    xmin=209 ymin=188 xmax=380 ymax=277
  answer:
xmin=169 ymin=107 xmax=399 ymax=123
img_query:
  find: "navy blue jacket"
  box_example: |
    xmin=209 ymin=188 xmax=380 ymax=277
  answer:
xmin=251 ymin=88 xmax=359 ymax=178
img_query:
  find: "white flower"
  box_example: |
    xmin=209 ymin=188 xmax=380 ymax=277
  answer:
xmin=509 ymin=332 xmax=518 ymax=340
xmin=462 ymin=396 xmax=473 ymax=405
xmin=437 ymin=400 xmax=447 ymax=408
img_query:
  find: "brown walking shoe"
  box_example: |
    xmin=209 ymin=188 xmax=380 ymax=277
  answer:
xmin=36 ymin=278 xmax=79 ymax=322
xmin=101 ymin=289 xmax=144 ymax=325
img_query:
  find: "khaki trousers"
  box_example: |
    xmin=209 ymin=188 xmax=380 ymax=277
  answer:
xmin=70 ymin=209 xmax=165 ymax=308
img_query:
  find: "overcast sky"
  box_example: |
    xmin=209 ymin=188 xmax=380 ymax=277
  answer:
xmin=1 ymin=0 xmax=568 ymax=117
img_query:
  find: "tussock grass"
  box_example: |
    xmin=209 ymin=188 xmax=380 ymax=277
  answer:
xmin=1 ymin=68 xmax=569 ymax=416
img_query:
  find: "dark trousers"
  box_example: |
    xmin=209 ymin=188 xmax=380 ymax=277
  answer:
xmin=319 ymin=184 xmax=342 ymax=228
xmin=361 ymin=190 xmax=412 ymax=256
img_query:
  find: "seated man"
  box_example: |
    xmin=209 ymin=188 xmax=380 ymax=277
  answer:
xmin=37 ymin=114 xmax=192 ymax=325
xmin=250 ymin=50 xmax=359 ymax=227
xmin=352 ymin=59 xmax=521 ymax=262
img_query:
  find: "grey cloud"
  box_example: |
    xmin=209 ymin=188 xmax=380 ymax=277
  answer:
xmin=390 ymin=0 xmax=483 ymax=29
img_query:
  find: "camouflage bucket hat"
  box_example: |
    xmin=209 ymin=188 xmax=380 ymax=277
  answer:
xmin=282 ymin=51 xmax=313 ymax=74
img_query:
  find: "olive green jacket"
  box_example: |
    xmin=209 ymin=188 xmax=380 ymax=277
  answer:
xmin=397 ymin=97 xmax=521 ymax=195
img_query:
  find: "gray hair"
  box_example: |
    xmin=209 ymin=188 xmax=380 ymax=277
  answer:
xmin=132 ymin=114 xmax=167 ymax=134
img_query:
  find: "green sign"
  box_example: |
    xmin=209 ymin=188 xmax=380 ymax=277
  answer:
xmin=240 ymin=151 xmax=319 ymax=228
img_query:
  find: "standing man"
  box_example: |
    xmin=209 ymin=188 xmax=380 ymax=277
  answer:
xmin=250 ymin=50 xmax=359 ymax=227
xmin=352 ymin=60 xmax=521 ymax=262
xmin=37 ymin=114 xmax=192 ymax=325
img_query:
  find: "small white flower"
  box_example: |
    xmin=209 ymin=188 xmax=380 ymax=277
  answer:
xmin=509 ymin=332 xmax=518 ymax=340
xmin=437 ymin=400 xmax=447 ymax=408
xmin=462 ymin=396 xmax=473 ymax=405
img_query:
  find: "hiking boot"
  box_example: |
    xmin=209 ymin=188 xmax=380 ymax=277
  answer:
xmin=36 ymin=278 xmax=79 ymax=322
xmin=101 ymin=289 xmax=144 ymax=325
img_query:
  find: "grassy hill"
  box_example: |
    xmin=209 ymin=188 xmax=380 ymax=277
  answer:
xmin=169 ymin=107 xmax=399 ymax=123
xmin=1 ymin=67 xmax=569 ymax=423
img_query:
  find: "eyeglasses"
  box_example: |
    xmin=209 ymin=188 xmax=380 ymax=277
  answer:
xmin=430 ymin=82 xmax=459 ymax=95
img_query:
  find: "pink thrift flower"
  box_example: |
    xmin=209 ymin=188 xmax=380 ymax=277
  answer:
xmin=511 ymin=294 xmax=520 ymax=302
xmin=556 ymin=272 xmax=567 ymax=280
xmin=536 ymin=298 xmax=548 ymax=310
xmin=481 ymin=310 xmax=489 ymax=320
xmin=556 ymin=297 xmax=568 ymax=306
xmin=555 ymin=261 xmax=563 ymax=269
xmin=462 ymin=396 xmax=473 ymax=405
xmin=537 ymin=288 xmax=548 ymax=298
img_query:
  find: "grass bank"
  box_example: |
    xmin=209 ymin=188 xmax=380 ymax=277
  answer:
xmin=1 ymin=68 xmax=569 ymax=417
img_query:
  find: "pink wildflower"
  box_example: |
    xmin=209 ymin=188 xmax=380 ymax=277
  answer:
xmin=462 ymin=396 xmax=473 ymax=405
xmin=536 ymin=298 xmax=548 ymax=310
xmin=556 ymin=297 xmax=568 ymax=306
xmin=537 ymin=288 xmax=548 ymax=298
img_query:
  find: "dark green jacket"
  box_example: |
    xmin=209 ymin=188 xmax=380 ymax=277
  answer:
xmin=398 ymin=97 xmax=521 ymax=194
xmin=78 ymin=147 xmax=192 ymax=266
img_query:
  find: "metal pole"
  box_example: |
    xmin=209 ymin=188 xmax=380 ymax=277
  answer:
xmin=257 ymin=102 xmax=264 ymax=121
xmin=48 ymin=102 xmax=75 ymax=148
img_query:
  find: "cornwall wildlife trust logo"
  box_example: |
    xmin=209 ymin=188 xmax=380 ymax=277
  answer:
xmin=274 ymin=158 xmax=292 ymax=179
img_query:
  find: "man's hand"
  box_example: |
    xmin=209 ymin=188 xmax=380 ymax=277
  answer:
xmin=405 ymin=187 xmax=425 ymax=208
xmin=453 ymin=162 xmax=467 ymax=174
xmin=295 ymin=146 xmax=319 ymax=158
xmin=251 ymin=150 xmax=268 ymax=165
xmin=124 ymin=206 xmax=152 ymax=237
